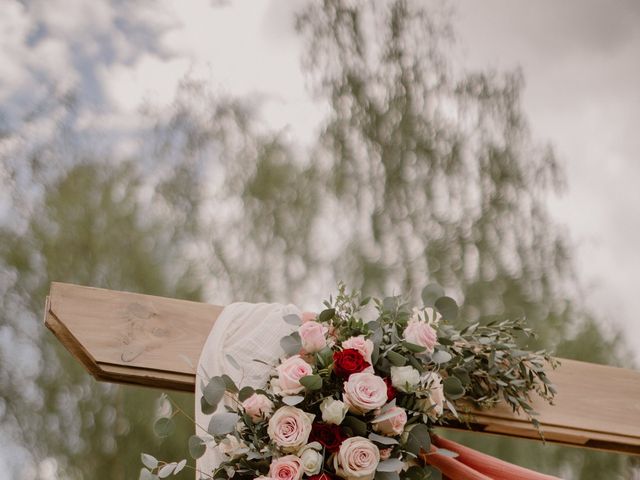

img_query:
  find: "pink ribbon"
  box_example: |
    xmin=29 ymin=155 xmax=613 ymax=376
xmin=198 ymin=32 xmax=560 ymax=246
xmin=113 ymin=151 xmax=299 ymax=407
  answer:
xmin=421 ymin=435 xmax=562 ymax=480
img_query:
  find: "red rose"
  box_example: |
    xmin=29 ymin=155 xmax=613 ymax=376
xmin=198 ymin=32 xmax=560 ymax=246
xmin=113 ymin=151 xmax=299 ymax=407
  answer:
xmin=333 ymin=349 xmax=370 ymax=378
xmin=384 ymin=377 xmax=396 ymax=401
xmin=310 ymin=423 xmax=347 ymax=452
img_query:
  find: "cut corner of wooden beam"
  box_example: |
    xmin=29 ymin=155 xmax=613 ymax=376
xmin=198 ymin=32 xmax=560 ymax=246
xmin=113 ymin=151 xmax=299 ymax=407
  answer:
xmin=44 ymin=307 xmax=102 ymax=380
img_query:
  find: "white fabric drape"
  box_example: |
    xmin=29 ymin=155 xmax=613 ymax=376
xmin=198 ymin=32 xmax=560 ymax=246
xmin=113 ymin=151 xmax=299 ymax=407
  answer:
xmin=195 ymin=302 xmax=301 ymax=477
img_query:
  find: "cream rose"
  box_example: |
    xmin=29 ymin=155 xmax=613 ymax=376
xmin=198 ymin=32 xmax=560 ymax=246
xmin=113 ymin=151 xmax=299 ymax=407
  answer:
xmin=269 ymin=455 xmax=304 ymax=480
xmin=242 ymin=393 xmax=275 ymax=422
xmin=341 ymin=336 xmax=374 ymax=364
xmin=297 ymin=442 xmax=323 ymax=475
xmin=299 ymin=320 xmax=328 ymax=353
xmin=320 ymin=397 xmax=348 ymax=425
xmin=343 ymin=372 xmax=388 ymax=414
xmin=276 ymin=355 xmax=313 ymax=395
xmin=267 ymin=406 xmax=314 ymax=452
xmin=403 ymin=308 xmax=439 ymax=353
xmin=390 ymin=366 xmax=421 ymax=392
xmin=372 ymin=406 xmax=407 ymax=436
xmin=416 ymin=372 xmax=444 ymax=418
xmin=334 ymin=437 xmax=380 ymax=480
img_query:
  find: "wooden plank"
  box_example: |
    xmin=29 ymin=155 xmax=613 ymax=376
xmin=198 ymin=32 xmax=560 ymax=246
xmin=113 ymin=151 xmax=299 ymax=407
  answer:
xmin=44 ymin=282 xmax=640 ymax=455
xmin=45 ymin=282 xmax=222 ymax=391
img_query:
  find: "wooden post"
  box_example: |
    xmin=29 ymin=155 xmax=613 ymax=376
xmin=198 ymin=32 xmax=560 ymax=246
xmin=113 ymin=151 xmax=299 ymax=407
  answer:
xmin=44 ymin=282 xmax=640 ymax=455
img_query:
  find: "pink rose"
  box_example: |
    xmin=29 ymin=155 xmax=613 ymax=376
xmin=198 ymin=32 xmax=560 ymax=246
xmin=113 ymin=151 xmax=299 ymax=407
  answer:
xmin=341 ymin=336 xmax=374 ymax=364
xmin=299 ymin=321 xmax=327 ymax=353
xmin=276 ymin=355 xmax=313 ymax=395
xmin=269 ymin=455 xmax=304 ymax=480
xmin=342 ymin=372 xmax=388 ymax=414
xmin=333 ymin=437 xmax=380 ymax=480
xmin=403 ymin=310 xmax=438 ymax=353
xmin=242 ymin=393 xmax=275 ymax=422
xmin=267 ymin=406 xmax=314 ymax=452
xmin=372 ymin=406 xmax=407 ymax=436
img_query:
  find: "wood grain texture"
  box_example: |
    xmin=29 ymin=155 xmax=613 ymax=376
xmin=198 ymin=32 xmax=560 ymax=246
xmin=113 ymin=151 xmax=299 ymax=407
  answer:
xmin=44 ymin=282 xmax=640 ymax=455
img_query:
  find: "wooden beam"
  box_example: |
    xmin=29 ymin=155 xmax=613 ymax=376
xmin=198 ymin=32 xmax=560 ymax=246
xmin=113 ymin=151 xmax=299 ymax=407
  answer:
xmin=44 ymin=282 xmax=640 ymax=455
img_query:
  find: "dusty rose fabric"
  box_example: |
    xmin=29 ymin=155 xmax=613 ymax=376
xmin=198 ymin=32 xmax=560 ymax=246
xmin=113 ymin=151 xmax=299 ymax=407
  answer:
xmin=421 ymin=435 xmax=562 ymax=480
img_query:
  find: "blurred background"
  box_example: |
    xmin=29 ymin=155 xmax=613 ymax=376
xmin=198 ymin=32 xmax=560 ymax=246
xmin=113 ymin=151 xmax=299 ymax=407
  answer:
xmin=1 ymin=0 xmax=639 ymax=478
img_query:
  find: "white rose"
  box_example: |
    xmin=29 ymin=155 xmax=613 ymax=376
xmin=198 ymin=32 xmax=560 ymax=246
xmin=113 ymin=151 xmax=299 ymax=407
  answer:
xmin=390 ymin=366 xmax=421 ymax=393
xmin=298 ymin=442 xmax=323 ymax=475
xmin=334 ymin=437 xmax=380 ymax=480
xmin=320 ymin=397 xmax=348 ymax=425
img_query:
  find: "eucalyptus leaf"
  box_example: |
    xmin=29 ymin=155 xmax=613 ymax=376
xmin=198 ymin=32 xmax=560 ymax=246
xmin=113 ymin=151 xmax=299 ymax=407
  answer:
xmin=221 ymin=374 xmax=239 ymax=393
xmin=377 ymin=458 xmax=405 ymax=472
xmin=369 ymin=433 xmax=399 ymax=445
xmin=283 ymin=314 xmax=302 ymax=326
xmin=203 ymin=376 xmax=226 ymax=408
xmin=158 ymin=463 xmax=176 ymax=478
xmin=318 ymin=308 xmax=336 ymax=322
xmin=343 ymin=416 xmax=368 ymax=436
xmin=174 ymin=459 xmax=187 ymax=474
xmin=282 ymin=395 xmax=305 ymax=406
xmin=188 ymin=435 xmax=206 ymax=459
xmin=200 ymin=395 xmax=216 ymax=415
xmin=434 ymin=296 xmax=458 ymax=322
xmin=139 ymin=469 xmax=155 ymax=480
xmin=238 ymin=386 xmax=255 ymax=402
xmin=436 ymin=448 xmax=459 ymax=458
xmin=443 ymin=377 xmax=465 ymax=400
xmin=208 ymin=412 xmax=239 ymax=436
xmin=431 ymin=350 xmax=452 ymax=364
xmin=421 ymin=284 xmax=444 ymax=307
xmin=403 ymin=342 xmax=427 ymax=353
xmin=404 ymin=424 xmax=430 ymax=456
xmin=299 ymin=375 xmax=323 ymax=391
xmin=153 ymin=417 xmax=175 ymax=438
xmin=386 ymin=350 xmax=408 ymax=366
xmin=317 ymin=347 xmax=334 ymax=368
xmin=383 ymin=296 xmax=400 ymax=312
xmin=375 ymin=471 xmax=400 ymax=480
xmin=141 ymin=453 xmax=158 ymax=470
xmin=280 ymin=332 xmax=302 ymax=356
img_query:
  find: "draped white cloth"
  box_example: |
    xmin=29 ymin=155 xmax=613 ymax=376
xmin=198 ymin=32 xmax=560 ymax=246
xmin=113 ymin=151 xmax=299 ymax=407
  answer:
xmin=195 ymin=302 xmax=301 ymax=477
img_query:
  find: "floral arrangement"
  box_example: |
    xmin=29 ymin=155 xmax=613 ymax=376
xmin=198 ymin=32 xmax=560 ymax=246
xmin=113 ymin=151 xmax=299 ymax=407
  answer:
xmin=139 ymin=284 xmax=557 ymax=480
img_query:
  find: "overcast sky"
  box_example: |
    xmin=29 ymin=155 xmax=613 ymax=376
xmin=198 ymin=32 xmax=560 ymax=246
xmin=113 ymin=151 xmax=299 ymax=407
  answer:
xmin=2 ymin=0 xmax=639 ymax=360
